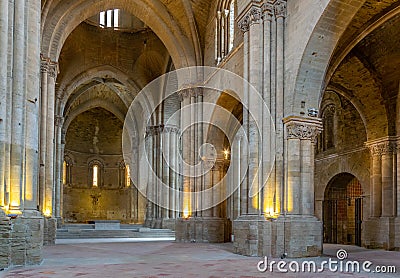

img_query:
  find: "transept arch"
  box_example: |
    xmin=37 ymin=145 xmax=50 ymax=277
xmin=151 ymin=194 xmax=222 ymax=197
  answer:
xmin=41 ymin=0 xmax=197 ymax=68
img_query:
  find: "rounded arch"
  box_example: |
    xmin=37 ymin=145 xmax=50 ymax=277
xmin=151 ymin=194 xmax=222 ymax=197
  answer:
xmin=41 ymin=0 xmax=196 ymax=68
xmin=290 ymin=0 xmax=366 ymax=114
xmin=322 ymin=172 xmax=365 ymax=245
xmin=63 ymin=99 xmax=125 ymax=132
xmin=58 ymin=65 xmax=140 ymax=101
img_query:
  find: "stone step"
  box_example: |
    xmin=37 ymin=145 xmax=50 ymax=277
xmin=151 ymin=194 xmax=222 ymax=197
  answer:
xmin=56 ymin=225 xmax=175 ymax=239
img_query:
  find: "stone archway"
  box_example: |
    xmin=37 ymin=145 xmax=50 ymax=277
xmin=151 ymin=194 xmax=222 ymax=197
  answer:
xmin=323 ymin=173 xmax=363 ymax=246
xmin=41 ymin=0 xmax=197 ymax=68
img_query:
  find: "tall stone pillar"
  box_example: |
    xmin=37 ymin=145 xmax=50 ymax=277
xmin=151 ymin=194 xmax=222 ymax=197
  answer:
xmin=175 ymin=88 xmax=229 ymax=243
xmin=274 ymin=116 xmax=323 ymax=257
xmin=233 ymin=1 xmax=280 ymax=257
xmin=162 ymin=125 xmax=180 ymax=229
xmin=9 ymin=0 xmax=27 ymax=212
xmin=0 ymin=0 xmax=44 ymax=268
xmin=0 ymin=0 xmax=9 ymax=210
xmin=144 ymin=129 xmax=154 ymax=227
xmin=39 ymin=57 xmax=58 ymax=245
xmin=54 ymin=115 xmax=64 ymax=226
xmin=364 ymin=138 xmax=397 ymax=250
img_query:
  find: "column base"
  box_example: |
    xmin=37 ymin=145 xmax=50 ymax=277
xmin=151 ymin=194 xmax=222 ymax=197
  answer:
xmin=175 ymin=217 xmax=231 ymax=243
xmin=0 ymin=210 xmax=11 ymax=270
xmin=56 ymin=217 xmax=64 ymax=229
xmin=144 ymin=218 xmax=176 ymax=230
xmin=8 ymin=210 xmax=44 ymax=268
xmin=363 ymin=217 xmax=396 ymax=250
xmin=43 ymin=217 xmax=57 ymax=245
xmin=395 ymin=217 xmax=400 ymax=251
xmin=233 ymin=215 xmax=322 ymax=258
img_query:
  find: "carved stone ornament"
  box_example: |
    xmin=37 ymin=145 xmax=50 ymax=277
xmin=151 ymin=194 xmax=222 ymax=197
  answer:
xmin=40 ymin=55 xmax=58 ymax=78
xmin=286 ymin=121 xmax=322 ymax=143
xmin=177 ymin=87 xmax=203 ymax=101
xmin=238 ymin=6 xmax=262 ymax=33
xmin=261 ymin=3 xmax=274 ymax=21
xmin=274 ymin=0 xmax=287 ymax=18
xmin=164 ymin=125 xmax=180 ymax=134
xmin=367 ymin=141 xmax=397 ymax=156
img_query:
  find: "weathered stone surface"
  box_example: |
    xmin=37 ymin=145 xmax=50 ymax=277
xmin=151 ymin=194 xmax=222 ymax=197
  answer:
xmin=44 ymin=217 xmax=57 ymax=246
xmin=0 ymin=212 xmax=11 ymax=269
xmin=176 ymin=218 xmax=230 ymax=243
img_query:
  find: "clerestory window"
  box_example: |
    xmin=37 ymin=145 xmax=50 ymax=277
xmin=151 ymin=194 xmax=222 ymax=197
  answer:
xmin=99 ymin=9 xmax=120 ymax=28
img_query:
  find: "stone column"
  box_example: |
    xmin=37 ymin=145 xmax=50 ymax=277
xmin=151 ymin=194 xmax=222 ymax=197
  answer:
xmin=24 ymin=0 xmax=41 ymax=211
xmin=175 ymin=87 xmax=228 ymax=243
xmin=0 ymin=0 xmax=9 ymax=209
xmin=365 ymin=138 xmax=397 ymax=250
xmin=168 ymin=127 xmax=179 ymax=219
xmin=9 ymin=0 xmax=27 ymax=212
xmin=1 ymin=0 xmax=45 ymax=268
xmin=39 ymin=56 xmax=48 ymax=213
xmin=274 ymin=0 xmax=286 ymax=215
xmin=39 ymin=56 xmax=58 ymax=217
xmin=144 ymin=130 xmax=154 ymax=226
xmin=365 ymin=139 xmax=397 ymax=217
xmin=283 ymin=117 xmax=322 ymax=216
xmin=54 ymin=115 xmax=64 ymax=223
xmin=233 ymin=4 xmax=268 ymax=257
xmin=274 ymin=116 xmax=323 ymax=258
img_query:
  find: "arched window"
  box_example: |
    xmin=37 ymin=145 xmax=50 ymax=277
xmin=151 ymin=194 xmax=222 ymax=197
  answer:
xmin=119 ymin=161 xmax=132 ymax=187
xmin=126 ymin=164 xmax=131 ymax=187
xmin=215 ymin=0 xmax=236 ymax=64
xmin=99 ymin=9 xmax=120 ymax=28
xmin=63 ymin=155 xmax=73 ymax=186
xmin=88 ymin=160 xmax=103 ymax=187
xmin=93 ymin=165 xmax=99 ymax=187
xmin=322 ymin=105 xmax=336 ymax=151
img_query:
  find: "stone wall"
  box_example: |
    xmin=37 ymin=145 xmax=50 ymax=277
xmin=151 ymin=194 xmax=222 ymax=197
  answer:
xmin=63 ymin=187 xmax=134 ymax=223
xmin=0 ymin=212 xmax=44 ymax=270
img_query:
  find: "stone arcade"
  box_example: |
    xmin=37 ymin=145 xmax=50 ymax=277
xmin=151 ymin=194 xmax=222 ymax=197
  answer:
xmin=1 ymin=0 xmax=400 ymax=270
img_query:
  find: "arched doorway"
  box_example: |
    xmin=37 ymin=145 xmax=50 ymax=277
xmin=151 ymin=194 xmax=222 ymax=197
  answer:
xmin=323 ymin=173 xmax=363 ymax=246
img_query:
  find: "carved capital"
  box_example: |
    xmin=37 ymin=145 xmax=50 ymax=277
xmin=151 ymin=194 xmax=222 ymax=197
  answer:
xmin=238 ymin=15 xmax=250 ymax=32
xmin=366 ymin=139 xmax=397 ymax=156
xmin=40 ymin=55 xmax=58 ymax=78
xmin=261 ymin=3 xmax=274 ymax=21
xmin=164 ymin=125 xmax=180 ymax=134
xmin=177 ymin=87 xmax=203 ymax=101
xmin=274 ymin=0 xmax=287 ymax=19
xmin=55 ymin=116 xmax=64 ymax=127
xmin=40 ymin=59 xmax=49 ymax=73
xmin=48 ymin=62 xmax=58 ymax=79
xmin=238 ymin=6 xmax=262 ymax=33
xmin=284 ymin=116 xmax=323 ymax=143
xmin=145 ymin=125 xmax=168 ymax=138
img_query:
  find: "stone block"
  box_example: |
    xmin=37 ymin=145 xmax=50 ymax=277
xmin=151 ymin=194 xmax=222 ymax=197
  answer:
xmin=175 ymin=218 xmax=230 ymax=243
xmin=94 ymin=220 xmax=120 ymax=230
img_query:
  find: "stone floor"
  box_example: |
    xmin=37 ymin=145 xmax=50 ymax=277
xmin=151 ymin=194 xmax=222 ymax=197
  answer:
xmin=1 ymin=240 xmax=399 ymax=277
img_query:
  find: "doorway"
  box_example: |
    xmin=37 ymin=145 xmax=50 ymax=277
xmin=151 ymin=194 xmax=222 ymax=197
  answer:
xmin=323 ymin=173 xmax=363 ymax=246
